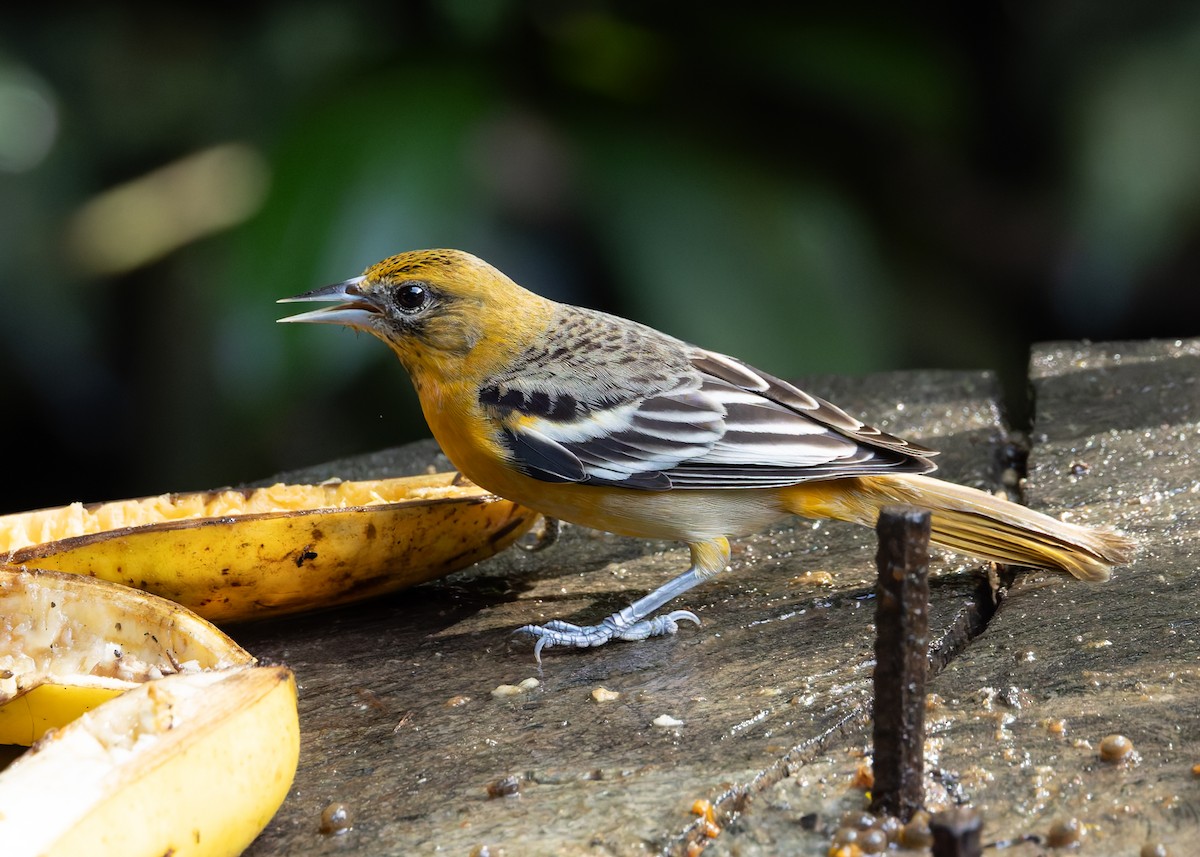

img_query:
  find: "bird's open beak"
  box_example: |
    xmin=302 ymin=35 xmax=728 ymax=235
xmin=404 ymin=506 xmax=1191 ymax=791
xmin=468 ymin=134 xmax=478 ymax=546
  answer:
xmin=276 ymin=276 xmax=375 ymax=327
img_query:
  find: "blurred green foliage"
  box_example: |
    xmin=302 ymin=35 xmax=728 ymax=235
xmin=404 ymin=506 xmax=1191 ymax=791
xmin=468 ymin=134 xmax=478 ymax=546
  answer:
xmin=1 ymin=3 xmax=1197 ymax=513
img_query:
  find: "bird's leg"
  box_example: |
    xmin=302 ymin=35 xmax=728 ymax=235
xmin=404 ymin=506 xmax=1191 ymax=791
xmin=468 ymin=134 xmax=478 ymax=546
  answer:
xmin=516 ymin=538 xmax=730 ymax=661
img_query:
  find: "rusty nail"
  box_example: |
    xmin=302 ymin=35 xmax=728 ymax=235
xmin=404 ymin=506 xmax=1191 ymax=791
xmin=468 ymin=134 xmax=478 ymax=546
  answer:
xmin=930 ymin=807 xmax=983 ymax=857
xmin=869 ymin=506 xmax=931 ymax=821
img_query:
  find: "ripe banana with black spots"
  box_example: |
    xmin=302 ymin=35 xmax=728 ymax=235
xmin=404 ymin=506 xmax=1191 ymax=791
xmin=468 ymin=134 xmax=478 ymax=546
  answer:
xmin=0 ymin=472 xmax=537 ymax=621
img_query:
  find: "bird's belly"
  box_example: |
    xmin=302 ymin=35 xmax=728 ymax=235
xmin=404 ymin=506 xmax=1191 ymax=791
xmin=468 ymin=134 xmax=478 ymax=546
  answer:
xmin=588 ymin=488 xmax=790 ymax=541
xmin=477 ymin=470 xmax=788 ymax=542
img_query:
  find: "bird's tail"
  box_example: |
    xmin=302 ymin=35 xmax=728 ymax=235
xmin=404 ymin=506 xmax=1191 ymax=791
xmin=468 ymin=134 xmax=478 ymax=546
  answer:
xmin=780 ymin=473 xmax=1135 ymax=581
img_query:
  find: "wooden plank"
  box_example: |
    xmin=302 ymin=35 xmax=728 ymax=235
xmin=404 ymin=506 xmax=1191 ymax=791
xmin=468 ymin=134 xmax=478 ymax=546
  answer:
xmin=697 ymin=339 xmax=1200 ymax=856
xmin=911 ymin=339 xmax=1200 ymax=855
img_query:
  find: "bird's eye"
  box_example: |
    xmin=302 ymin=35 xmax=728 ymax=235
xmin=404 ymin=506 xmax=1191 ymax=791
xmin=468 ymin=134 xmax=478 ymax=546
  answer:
xmin=394 ymin=282 xmax=431 ymax=313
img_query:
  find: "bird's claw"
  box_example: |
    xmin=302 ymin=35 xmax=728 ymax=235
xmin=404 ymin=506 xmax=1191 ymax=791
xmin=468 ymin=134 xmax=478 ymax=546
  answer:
xmin=516 ymin=609 xmax=700 ymax=663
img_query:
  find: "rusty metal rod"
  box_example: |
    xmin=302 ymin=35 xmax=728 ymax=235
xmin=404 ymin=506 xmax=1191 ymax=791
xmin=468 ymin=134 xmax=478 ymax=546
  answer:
xmin=869 ymin=505 xmax=931 ymax=821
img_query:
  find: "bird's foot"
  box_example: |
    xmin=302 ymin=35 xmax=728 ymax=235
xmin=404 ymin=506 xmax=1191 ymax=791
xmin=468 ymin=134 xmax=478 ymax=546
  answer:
xmin=516 ymin=609 xmax=700 ymax=663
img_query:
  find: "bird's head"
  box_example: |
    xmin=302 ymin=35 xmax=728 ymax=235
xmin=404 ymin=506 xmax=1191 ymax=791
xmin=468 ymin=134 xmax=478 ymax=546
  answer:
xmin=279 ymin=249 xmax=550 ymax=382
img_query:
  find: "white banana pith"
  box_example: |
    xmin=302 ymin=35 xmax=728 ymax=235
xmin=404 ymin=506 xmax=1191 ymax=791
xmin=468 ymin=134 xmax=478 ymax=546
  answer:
xmin=0 ymin=565 xmax=255 ymax=745
xmin=0 ymin=472 xmax=537 ymax=621
xmin=0 ymin=666 xmax=300 ymax=857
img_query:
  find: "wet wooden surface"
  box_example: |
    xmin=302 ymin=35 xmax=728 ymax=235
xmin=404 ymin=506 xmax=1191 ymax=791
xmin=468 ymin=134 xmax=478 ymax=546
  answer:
xmin=233 ymin=339 xmax=1198 ymax=856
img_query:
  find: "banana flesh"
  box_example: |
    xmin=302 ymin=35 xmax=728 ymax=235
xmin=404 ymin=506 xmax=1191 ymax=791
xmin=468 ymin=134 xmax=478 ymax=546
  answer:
xmin=0 ymin=565 xmax=254 ymax=745
xmin=0 ymin=666 xmax=300 ymax=857
xmin=0 ymin=472 xmax=537 ymax=622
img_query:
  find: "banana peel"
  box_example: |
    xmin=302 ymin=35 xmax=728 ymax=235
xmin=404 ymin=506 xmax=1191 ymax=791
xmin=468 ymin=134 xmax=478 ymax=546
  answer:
xmin=0 ymin=472 xmax=537 ymax=622
xmin=0 ymin=566 xmax=298 ymax=856
xmin=0 ymin=565 xmax=255 ymax=745
xmin=0 ymin=666 xmax=299 ymax=857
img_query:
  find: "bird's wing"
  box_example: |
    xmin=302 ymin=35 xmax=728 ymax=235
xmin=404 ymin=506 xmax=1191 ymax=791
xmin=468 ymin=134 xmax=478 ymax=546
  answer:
xmin=481 ymin=338 xmax=936 ymax=491
xmin=666 ymin=350 xmax=936 ymax=487
xmin=477 ymin=302 xmax=936 ymax=487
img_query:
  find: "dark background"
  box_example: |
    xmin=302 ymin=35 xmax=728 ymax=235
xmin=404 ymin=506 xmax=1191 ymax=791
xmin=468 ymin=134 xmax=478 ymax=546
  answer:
xmin=1 ymin=3 xmax=1197 ymax=515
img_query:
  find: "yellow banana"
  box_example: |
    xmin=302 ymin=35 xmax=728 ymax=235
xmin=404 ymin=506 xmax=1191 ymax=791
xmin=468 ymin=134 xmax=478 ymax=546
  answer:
xmin=0 ymin=666 xmax=300 ymax=857
xmin=0 ymin=565 xmax=255 ymax=745
xmin=0 ymin=472 xmax=537 ymax=622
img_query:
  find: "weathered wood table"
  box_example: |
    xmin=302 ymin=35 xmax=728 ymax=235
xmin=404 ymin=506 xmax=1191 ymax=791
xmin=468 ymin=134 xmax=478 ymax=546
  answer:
xmin=238 ymin=338 xmax=1199 ymax=856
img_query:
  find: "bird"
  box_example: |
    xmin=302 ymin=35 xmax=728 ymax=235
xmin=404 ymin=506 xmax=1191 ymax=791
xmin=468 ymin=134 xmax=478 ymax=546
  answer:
xmin=278 ymin=248 xmax=1135 ymax=659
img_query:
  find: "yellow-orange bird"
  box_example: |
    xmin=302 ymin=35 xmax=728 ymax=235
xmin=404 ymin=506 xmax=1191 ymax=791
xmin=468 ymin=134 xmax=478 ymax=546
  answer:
xmin=280 ymin=249 xmax=1134 ymax=658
